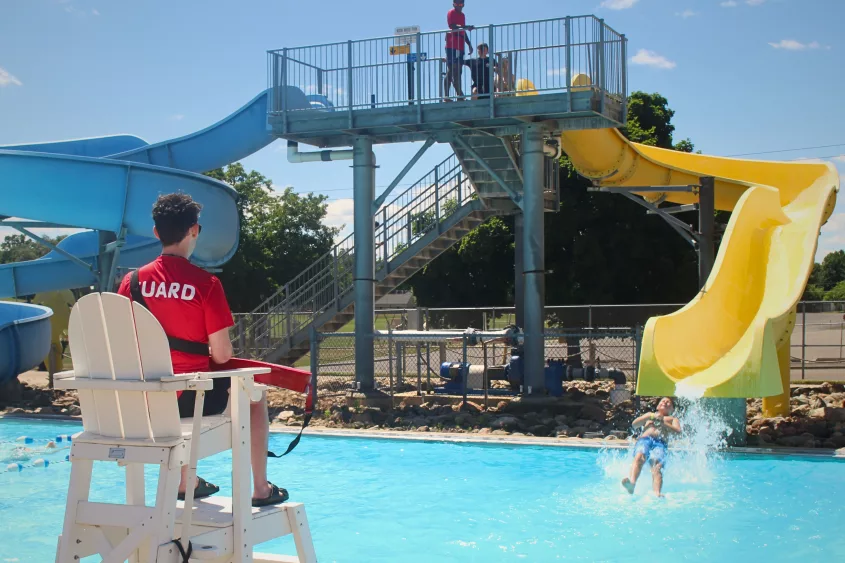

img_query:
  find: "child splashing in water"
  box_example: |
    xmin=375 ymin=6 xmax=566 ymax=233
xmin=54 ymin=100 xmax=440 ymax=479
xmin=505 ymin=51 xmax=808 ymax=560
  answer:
xmin=1 ymin=440 xmax=62 ymax=464
xmin=622 ymin=397 xmax=682 ymax=497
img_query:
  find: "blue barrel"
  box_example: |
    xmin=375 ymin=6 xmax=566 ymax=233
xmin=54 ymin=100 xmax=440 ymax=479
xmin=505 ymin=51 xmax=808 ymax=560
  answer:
xmin=545 ymin=360 xmax=565 ymax=397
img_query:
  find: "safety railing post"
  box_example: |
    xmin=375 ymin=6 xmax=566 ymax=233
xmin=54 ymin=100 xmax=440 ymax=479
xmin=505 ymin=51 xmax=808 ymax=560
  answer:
xmin=457 ymin=169 xmax=463 ymax=204
xmin=416 ymin=344 xmax=422 ymax=396
xmin=621 ymin=34 xmax=628 ymax=123
xmin=598 ymin=19 xmax=606 ymax=115
xmin=416 ymin=32 xmax=423 ymax=122
xmin=333 ymin=247 xmax=340 ymax=308
xmin=238 ymin=316 xmax=246 ymax=357
xmin=406 ymin=211 xmax=413 ymax=245
xmin=388 ymin=332 xmax=395 ymax=405
xmin=565 ymin=16 xmax=572 ymax=113
xmin=434 ymin=167 xmax=441 ymax=222
xmin=382 ymin=208 xmax=389 ymax=268
xmin=285 ymin=283 xmax=293 ymax=343
xmin=347 ymin=40 xmax=354 ymax=127
xmin=489 ymin=24 xmax=495 ymax=118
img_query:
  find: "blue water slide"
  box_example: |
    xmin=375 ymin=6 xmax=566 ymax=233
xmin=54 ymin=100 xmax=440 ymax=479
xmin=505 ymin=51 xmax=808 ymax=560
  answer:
xmin=0 ymin=231 xmax=162 ymax=299
xmin=0 ymin=86 xmax=309 ymax=382
xmin=0 ymin=302 xmax=52 ymax=383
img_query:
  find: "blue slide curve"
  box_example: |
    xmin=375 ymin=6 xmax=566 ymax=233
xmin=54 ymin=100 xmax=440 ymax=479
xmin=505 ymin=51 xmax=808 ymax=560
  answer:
xmin=0 ymin=87 xmax=308 ymax=382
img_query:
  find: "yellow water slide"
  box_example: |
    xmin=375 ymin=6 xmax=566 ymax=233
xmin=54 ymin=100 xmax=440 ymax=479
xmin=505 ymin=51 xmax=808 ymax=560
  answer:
xmin=559 ymin=127 xmax=838 ymax=413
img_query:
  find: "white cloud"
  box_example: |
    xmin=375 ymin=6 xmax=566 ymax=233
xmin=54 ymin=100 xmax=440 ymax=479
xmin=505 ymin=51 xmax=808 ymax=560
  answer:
xmin=676 ymin=10 xmax=698 ymax=18
xmin=169 ymin=114 xmax=185 ymax=121
xmin=0 ymin=67 xmax=22 ymax=87
xmin=769 ymin=39 xmax=821 ymax=51
xmin=832 ymin=155 xmax=845 ymax=163
xmin=324 ymin=199 xmax=354 ymax=239
xmin=818 ymin=212 xmax=845 ymax=259
xmin=92 ymin=9 xmax=100 ymax=16
xmin=630 ymin=49 xmax=677 ymax=70
xmin=547 ymin=68 xmax=567 ymax=77
xmin=746 ymin=0 xmax=765 ymax=5
xmin=720 ymin=1 xmax=738 ymax=6
xmin=601 ymin=0 xmax=639 ymax=10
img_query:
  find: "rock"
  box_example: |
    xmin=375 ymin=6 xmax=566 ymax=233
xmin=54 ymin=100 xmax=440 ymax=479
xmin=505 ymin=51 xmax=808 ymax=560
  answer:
xmin=277 ymin=410 xmax=296 ymax=421
xmin=351 ymin=411 xmax=373 ymax=425
xmin=579 ymin=404 xmax=606 ymax=423
xmin=605 ymin=435 xmax=617 ymax=441
xmin=68 ymin=405 xmax=81 ymax=416
xmin=810 ymin=397 xmax=827 ymax=409
xmin=791 ymin=405 xmax=811 ymax=417
xmin=837 ymin=448 xmax=845 ymax=456
xmin=491 ymin=429 xmax=509 ymax=436
xmin=454 ymin=413 xmax=472 ymax=426
xmin=417 ymin=426 xmax=430 ymax=432
xmin=527 ymin=425 xmax=552 ymax=437
xmin=478 ymin=428 xmax=492 ymax=435
xmin=34 ymin=406 xmax=52 ymax=414
xmin=809 ymin=407 xmax=845 ymax=423
xmin=793 ymin=394 xmax=810 ymax=405
xmin=511 ymin=432 xmax=526 ymax=437
xmin=554 ymin=415 xmax=569 ymax=425
xmin=491 ymin=415 xmax=521 ymax=431
xmin=569 ymin=426 xmax=587 ymax=438
xmin=609 ymin=430 xmax=628 ymax=440
xmin=777 ymin=435 xmax=815 ymax=448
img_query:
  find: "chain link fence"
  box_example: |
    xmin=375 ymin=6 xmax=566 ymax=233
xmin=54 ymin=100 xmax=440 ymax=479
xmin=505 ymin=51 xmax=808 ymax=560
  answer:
xmin=311 ymin=328 xmax=640 ymax=402
xmin=232 ymin=301 xmax=845 ymax=384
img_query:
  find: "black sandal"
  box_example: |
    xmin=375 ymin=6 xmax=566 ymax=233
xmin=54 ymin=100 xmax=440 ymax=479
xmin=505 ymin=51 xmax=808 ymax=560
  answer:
xmin=252 ymin=482 xmax=289 ymax=507
xmin=177 ymin=477 xmax=220 ymax=501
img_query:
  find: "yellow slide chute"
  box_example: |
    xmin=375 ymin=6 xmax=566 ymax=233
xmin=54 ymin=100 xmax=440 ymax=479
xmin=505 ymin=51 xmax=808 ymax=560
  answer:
xmin=520 ymin=78 xmax=839 ymax=411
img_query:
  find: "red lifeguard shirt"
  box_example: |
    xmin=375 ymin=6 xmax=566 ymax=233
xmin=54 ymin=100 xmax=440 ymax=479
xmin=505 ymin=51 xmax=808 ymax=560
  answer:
xmin=117 ymin=255 xmax=234 ymax=375
xmin=446 ymin=9 xmax=466 ymax=51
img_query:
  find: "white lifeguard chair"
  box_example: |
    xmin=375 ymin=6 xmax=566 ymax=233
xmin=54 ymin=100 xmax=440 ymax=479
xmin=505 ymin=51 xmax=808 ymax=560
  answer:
xmin=54 ymin=293 xmax=316 ymax=563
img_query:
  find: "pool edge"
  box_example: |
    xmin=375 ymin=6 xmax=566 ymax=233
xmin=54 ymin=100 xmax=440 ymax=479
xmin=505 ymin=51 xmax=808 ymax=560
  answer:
xmin=4 ymin=413 xmax=844 ymax=459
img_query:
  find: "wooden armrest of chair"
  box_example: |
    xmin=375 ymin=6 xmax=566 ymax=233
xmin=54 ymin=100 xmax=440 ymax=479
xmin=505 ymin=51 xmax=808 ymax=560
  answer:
xmin=56 ymin=374 xmax=214 ymax=392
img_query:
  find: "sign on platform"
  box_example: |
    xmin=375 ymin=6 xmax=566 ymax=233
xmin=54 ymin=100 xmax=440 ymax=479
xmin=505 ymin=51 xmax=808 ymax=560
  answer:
xmin=407 ymin=52 xmax=428 ymax=63
xmin=390 ymin=44 xmax=411 ymax=56
xmin=394 ymin=26 xmax=420 ymax=46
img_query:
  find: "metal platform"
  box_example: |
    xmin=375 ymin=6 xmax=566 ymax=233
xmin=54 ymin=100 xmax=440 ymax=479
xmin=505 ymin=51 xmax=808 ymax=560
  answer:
xmin=267 ymin=15 xmax=627 ymax=147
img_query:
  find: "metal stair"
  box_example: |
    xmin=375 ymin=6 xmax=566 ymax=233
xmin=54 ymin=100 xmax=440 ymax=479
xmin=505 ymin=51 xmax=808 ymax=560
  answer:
xmin=232 ymin=154 xmax=491 ymax=364
xmin=450 ymin=133 xmax=560 ymax=213
xmin=231 ymin=134 xmax=559 ymax=365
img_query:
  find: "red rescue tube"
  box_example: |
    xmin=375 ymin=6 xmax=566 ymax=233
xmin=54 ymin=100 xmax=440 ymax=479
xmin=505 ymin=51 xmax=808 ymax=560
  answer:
xmin=211 ymin=358 xmax=314 ymax=411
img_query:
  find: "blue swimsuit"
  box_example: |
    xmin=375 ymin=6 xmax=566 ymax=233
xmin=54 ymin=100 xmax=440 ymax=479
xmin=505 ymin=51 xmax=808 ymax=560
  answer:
xmin=634 ymin=436 xmax=668 ymax=466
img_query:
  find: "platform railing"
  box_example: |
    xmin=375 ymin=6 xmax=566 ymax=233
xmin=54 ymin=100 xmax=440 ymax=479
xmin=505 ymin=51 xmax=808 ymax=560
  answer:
xmin=232 ymin=154 xmax=479 ymax=358
xmin=268 ymin=15 xmax=626 ymax=117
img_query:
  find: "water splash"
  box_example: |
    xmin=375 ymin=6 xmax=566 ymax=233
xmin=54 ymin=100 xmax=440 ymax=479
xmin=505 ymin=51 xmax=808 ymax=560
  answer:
xmin=597 ymin=394 xmax=734 ymax=495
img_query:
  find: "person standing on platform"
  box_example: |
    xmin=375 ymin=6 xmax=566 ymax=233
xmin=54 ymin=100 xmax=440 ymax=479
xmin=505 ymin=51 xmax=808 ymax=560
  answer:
xmin=444 ymin=0 xmax=474 ymax=102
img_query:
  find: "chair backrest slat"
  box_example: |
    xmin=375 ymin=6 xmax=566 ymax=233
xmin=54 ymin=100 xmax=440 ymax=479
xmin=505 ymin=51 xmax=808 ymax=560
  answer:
xmin=101 ymin=293 xmax=152 ymax=440
xmin=75 ymin=294 xmax=123 ymax=437
xmin=132 ymin=302 xmax=181 ymax=439
xmin=68 ymin=306 xmax=99 ymax=434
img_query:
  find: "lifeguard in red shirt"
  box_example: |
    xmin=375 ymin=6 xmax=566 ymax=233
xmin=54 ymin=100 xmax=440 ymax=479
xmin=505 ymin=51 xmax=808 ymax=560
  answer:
xmin=118 ymin=193 xmax=288 ymax=507
xmin=444 ymin=0 xmax=474 ymax=102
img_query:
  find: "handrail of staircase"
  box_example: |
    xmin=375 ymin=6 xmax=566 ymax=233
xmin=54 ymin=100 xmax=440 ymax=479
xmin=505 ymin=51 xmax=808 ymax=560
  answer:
xmin=233 ymin=153 xmax=478 ymax=349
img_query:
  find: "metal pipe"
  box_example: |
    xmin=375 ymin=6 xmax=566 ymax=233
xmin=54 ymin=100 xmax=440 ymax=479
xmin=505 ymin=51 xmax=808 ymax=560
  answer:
xmin=287 ymin=141 xmax=354 ymax=164
xmin=514 ymin=213 xmax=525 ymax=328
xmin=522 ymin=124 xmax=546 ymax=394
xmin=353 ymin=137 xmax=376 ymax=391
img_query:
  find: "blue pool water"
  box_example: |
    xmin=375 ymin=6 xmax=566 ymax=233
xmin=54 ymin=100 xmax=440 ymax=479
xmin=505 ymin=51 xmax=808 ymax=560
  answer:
xmin=1 ymin=418 xmax=844 ymax=562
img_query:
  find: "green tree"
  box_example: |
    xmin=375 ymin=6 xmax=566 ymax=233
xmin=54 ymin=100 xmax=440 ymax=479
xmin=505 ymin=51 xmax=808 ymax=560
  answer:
xmin=819 ymin=250 xmax=845 ymax=291
xmin=205 ymin=164 xmax=338 ymax=312
xmin=824 ymin=280 xmax=845 ymax=301
xmin=803 ymin=284 xmax=825 ymax=301
xmin=0 ymin=234 xmax=65 ymax=264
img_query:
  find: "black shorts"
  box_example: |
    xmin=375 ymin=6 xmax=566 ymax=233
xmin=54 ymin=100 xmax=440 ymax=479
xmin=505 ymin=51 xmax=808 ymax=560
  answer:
xmin=177 ymin=377 xmax=231 ymax=418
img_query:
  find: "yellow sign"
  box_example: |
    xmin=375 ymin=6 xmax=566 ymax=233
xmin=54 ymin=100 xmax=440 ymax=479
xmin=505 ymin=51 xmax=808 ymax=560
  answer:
xmin=389 ymin=45 xmax=411 ymax=56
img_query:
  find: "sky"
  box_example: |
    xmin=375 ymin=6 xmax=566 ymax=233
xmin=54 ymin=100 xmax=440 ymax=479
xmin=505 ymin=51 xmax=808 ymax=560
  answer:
xmin=1 ymin=0 xmax=844 ymax=259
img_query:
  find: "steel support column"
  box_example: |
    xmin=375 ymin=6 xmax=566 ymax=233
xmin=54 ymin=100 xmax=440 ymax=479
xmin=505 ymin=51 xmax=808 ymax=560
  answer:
xmin=514 ymin=213 xmax=525 ymax=328
xmin=353 ymin=137 xmax=376 ymax=390
xmin=698 ymin=176 xmax=716 ymax=286
xmin=698 ymin=176 xmax=745 ymax=445
xmin=97 ymin=231 xmax=117 ymax=292
xmin=521 ymin=125 xmax=546 ymax=394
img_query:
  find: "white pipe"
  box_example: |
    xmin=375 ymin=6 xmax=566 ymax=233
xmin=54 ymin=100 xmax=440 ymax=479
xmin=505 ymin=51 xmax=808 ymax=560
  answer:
xmin=287 ymin=140 xmax=354 ymax=164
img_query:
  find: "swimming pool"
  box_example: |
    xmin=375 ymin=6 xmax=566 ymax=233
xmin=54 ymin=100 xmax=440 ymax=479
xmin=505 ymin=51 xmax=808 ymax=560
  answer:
xmin=1 ymin=418 xmax=844 ymax=562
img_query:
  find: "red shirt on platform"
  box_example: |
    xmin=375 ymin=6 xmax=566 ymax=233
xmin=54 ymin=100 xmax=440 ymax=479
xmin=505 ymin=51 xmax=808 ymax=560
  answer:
xmin=117 ymin=255 xmax=234 ymax=375
xmin=446 ymin=9 xmax=466 ymax=51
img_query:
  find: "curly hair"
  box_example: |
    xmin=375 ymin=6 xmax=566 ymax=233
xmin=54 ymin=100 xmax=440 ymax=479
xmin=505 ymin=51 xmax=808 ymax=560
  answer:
xmin=152 ymin=193 xmax=202 ymax=247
